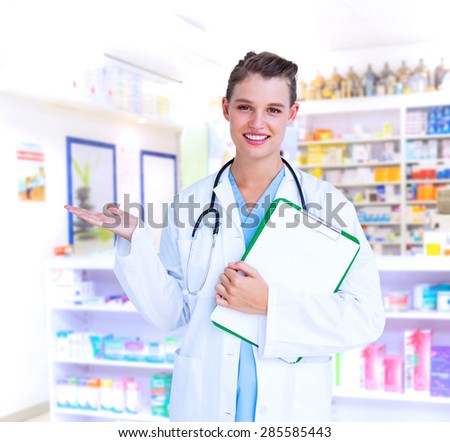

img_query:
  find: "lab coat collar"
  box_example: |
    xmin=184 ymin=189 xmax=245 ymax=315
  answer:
xmin=212 ymin=162 xmax=303 ymax=233
xmin=212 ymin=164 xmax=243 ymax=235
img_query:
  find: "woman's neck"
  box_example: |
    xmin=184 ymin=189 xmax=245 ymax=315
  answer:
xmin=230 ymin=154 xmax=284 ymax=191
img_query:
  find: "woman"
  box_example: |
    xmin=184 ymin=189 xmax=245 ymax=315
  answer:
xmin=65 ymin=51 xmax=385 ymax=422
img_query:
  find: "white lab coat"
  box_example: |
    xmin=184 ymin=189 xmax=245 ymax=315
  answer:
xmin=114 ymin=162 xmax=385 ymax=422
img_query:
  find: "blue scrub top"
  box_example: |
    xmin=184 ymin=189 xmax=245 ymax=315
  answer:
xmin=228 ymin=167 xmax=285 ymax=422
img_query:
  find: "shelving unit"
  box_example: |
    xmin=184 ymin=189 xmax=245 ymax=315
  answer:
xmin=297 ymin=92 xmax=450 ymax=256
xmin=45 ymin=256 xmax=183 ymax=422
xmin=331 ymin=256 xmax=450 ymax=421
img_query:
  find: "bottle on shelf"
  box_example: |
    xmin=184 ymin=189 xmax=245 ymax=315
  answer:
xmin=377 ymin=62 xmax=397 ymax=95
xmin=342 ymin=66 xmax=363 ymax=98
xmin=409 ymin=59 xmax=431 ymax=93
xmin=396 ymin=60 xmax=412 ymax=93
xmin=434 ymin=58 xmax=448 ymax=91
xmin=323 ymin=67 xmax=344 ymax=99
xmin=363 ymin=64 xmax=378 ymax=97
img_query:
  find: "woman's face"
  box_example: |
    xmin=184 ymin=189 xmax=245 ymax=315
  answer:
xmin=222 ymin=74 xmax=298 ymax=162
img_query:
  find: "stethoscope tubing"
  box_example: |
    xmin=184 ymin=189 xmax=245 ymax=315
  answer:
xmin=186 ymin=156 xmax=305 ymax=295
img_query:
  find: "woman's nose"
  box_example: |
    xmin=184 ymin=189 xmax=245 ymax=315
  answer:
xmin=248 ymin=111 xmax=265 ymax=129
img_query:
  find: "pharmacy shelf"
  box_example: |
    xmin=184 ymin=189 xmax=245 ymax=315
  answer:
xmin=51 ymin=303 xmax=138 ymax=313
xmin=301 ymin=161 xmax=401 ymax=170
xmin=53 ymin=407 xmax=169 ymax=422
xmin=45 ymin=258 xmax=177 ymax=422
xmin=354 ymin=201 xmax=401 ymax=207
xmin=298 ymin=92 xmax=450 ymax=257
xmin=406 ymin=134 xmax=450 ymax=141
xmin=53 ymin=357 xmax=174 ymax=370
xmin=406 ymin=179 xmax=450 ymax=184
xmin=406 ymin=200 xmax=437 ymax=205
xmin=298 ymin=136 xmax=400 ymax=147
xmin=406 ymin=159 xmax=450 ymax=164
xmin=385 ymin=311 xmax=450 ymax=320
xmin=376 ymin=256 xmax=450 ymax=271
xmin=298 ymin=91 xmax=450 ymax=116
xmin=335 ymin=181 xmax=401 ymax=188
xmin=360 ymin=222 xmax=401 ymax=226
xmin=333 ymin=387 xmax=450 ymax=404
xmin=369 ymin=241 xmax=402 ymax=246
xmin=47 ymin=255 xmax=114 ymax=270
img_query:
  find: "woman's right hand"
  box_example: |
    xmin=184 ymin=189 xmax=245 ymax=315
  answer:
xmin=64 ymin=203 xmax=138 ymax=242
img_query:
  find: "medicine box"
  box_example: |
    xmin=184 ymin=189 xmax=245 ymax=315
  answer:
xmin=430 ymin=346 xmax=450 ymax=397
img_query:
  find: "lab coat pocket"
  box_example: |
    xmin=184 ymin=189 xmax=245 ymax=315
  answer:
xmin=291 ymin=357 xmax=332 ymax=421
xmin=169 ymin=353 xmax=203 ymax=421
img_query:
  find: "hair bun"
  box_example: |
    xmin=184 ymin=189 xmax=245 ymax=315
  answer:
xmin=244 ymin=51 xmax=257 ymax=60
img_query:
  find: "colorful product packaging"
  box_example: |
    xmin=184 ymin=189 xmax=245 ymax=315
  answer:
xmin=430 ymin=346 xmax=450 ymax=397
xmin=361 ymin=343 xmax=386 ymax=390
xmin=151 ymin=372 xmax=172 ymax=417
xmin=382 ymin=355 xmax=404 ymax=393
xmin=404 ymin=329 xmax=432 ymax=392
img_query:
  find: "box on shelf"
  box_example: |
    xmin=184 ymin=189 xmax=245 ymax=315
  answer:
xmin=430 ymin=346 xmax=450 ymax=397
xmin=361 ymin=343 xmax=386 ymax=390
xmin=382 ymin=355 xmax=404 ymax=393
xmin=404 ymin=329 xmax=432 ymax=392
xmin=423 ymin=231 xmax=450 ymax=256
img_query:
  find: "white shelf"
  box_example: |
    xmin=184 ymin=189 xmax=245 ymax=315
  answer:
xmin=53 ymin=357 xmax=174 ymax=370
xmin=406 ymin=179 xmax=450 ymax=184
xmin=333 ymin=387 xmax=450 ymax=404
xmin=53 ymin=407 xmax=169 ymax=422
xmin=336 ymin=181 xmax=401 ymax=188
xmin=376 ymin=256 xmax=450 ymax=271
xmin=406 ymin=200 xmax=437 ymax=205
xmin=51 ymin=303 xmax=138 ymax=313
xmin=385 ymin=310 xmax=450 ymax=320
xmin=406 ymin=159 xmax=450 ymax=164
xmin=406 ymin=134 xmax=450 ymax=141
xmin=354 ymin=201 xmax=401 ymax=207
xmin=301 ymin=161 xmax=401 ymax=170
xmin=47 ymin=256 xmax=114 ymax=270
xmin=360 ymin=222 xmax=401 ymax=226
xmin=298 ymin=92 xmax=450 ymax=115
xmin=298 ymin=137 xmax=400 ymax=147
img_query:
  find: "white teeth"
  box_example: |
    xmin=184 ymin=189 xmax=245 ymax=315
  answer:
xmin=245 ymin=134 xmax=268 ymax=141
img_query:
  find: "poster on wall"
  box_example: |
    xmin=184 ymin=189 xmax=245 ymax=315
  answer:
xmin=17 ymin=142 xmax=46 ymax=202
xmin=140 ymin=151 xmax=177 ymax=251
xmin=67 ymin=137 xmax=117 ymax=255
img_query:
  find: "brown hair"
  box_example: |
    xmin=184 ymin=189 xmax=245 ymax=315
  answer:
xmin=226 ymin=51 xmax=298 ymax=106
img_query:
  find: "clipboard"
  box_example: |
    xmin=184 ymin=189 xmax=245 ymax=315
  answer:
xmin=210 ymin=197 xmax=361 ymax=347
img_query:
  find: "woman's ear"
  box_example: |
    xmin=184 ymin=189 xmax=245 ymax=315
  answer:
xmin=222 ymin=97 xmax=230 ymax=121
xmin=288 ymin=102 xmax=299 ymax=124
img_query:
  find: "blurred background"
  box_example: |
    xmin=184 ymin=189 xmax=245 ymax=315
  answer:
xmin=1 ymin=0 xmax=450 ymax=423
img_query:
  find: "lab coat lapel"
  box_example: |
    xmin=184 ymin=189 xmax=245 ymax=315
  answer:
xmin=213 ymin=169 xmax=244 ymax=237
xmin=276 ymin=164 xmax=302 ymax=207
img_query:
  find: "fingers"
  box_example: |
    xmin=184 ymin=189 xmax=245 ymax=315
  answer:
xmin=64 ymin=204 xmax=103 ymax=227
xmin=215 ymin=293 xmax=230 ymax=308
xmin=227 ymin=261 xmax=258 ymax=277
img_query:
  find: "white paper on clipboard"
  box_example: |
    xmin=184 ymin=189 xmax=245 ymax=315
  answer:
xmin=210 ymin=198 xmax=360 ymax=346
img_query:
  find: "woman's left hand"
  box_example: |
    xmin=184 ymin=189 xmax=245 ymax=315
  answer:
xmin=215 ymin=261 xmax=268 ymax=315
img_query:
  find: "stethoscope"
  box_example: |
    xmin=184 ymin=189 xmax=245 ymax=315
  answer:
xmin=185 ymin=156 xmax=306 ymax=295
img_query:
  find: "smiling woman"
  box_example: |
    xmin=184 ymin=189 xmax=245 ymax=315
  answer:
xmin=65 ymin=51 xmax=385 ymax=423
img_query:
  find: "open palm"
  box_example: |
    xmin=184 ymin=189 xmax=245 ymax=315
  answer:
xmin=64 ymin=203 xmax=138 ymax=242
